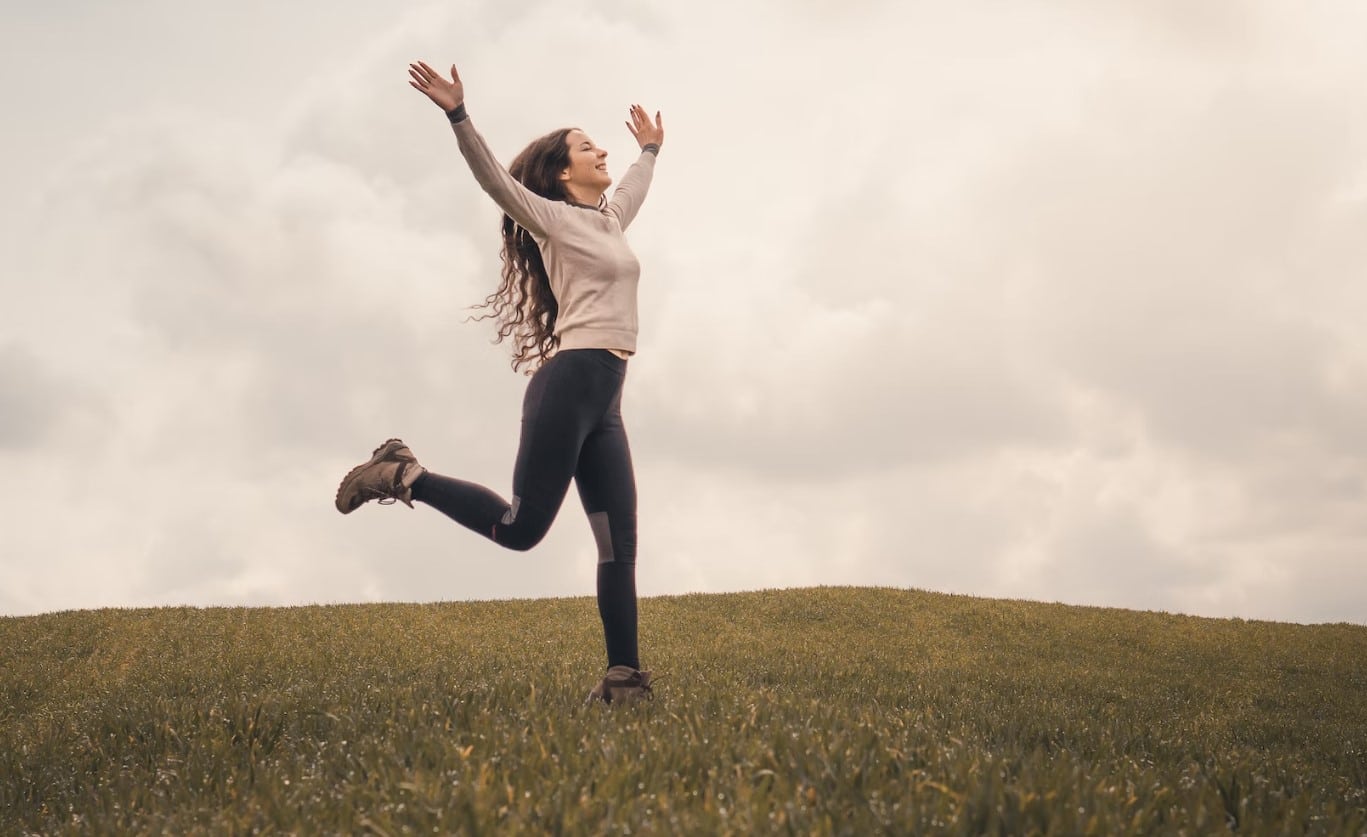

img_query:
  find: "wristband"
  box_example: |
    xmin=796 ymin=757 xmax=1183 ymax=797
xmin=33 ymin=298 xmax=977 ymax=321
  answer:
xmin=446 ymin=103 xmax=468 ymax=124
xmin=642 ymin=143 xmax=660 ymax=156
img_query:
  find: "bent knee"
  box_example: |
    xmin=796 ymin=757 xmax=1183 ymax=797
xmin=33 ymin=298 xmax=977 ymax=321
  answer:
xmin=496 ymin=524 xmax=550 ymax=552
xmin=492 ymin=497 xmax=553 ymax=551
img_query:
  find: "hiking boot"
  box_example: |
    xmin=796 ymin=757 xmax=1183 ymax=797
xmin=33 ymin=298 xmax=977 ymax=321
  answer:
xmin=335 ymin=438 xmax=426 ymax=514
xmin=586 ymin=665 xmax=654 ymax=705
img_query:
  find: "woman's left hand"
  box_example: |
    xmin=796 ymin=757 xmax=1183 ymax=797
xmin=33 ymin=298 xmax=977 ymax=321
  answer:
xmin=625 ymin=104 xmax=664 ymax=150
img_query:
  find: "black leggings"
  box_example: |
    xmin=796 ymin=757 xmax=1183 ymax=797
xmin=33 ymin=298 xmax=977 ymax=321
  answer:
xmin=410 ymin=349 xmax=639 ymax=670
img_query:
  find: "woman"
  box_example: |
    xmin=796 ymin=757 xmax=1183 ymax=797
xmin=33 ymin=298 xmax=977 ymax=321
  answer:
xmin=334 ymin=60 xmax=664 ymax=706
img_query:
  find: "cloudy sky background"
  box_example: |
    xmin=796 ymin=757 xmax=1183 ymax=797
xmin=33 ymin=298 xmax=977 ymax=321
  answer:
xmin=3 ymin=0 xmax=1365 ymax=623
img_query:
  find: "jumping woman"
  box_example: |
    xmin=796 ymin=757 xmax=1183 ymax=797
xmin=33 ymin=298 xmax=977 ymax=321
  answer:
xmin=334 ymin=60 xmax=664 ymax=705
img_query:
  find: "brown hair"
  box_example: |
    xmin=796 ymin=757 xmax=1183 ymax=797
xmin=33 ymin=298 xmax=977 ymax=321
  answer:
xmin=471 ymin=127 xmax=575 ymax=373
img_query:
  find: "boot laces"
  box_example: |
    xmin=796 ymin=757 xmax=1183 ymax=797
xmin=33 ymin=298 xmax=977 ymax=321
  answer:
xmin=363 ymin=461 xmax=412 ymax=505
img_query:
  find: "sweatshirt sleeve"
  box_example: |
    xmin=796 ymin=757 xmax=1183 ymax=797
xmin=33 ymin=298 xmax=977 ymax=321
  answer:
xmin=606 ymin=149 xmax=658 ymax=231
xmin=450 ymin=117 xmax=561 ymax=238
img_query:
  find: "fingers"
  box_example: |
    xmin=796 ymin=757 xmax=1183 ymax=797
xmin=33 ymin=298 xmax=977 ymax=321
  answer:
xmin=624 ymin=104 xmax=664 ymax=146
xmin=627 ymin=104 xmax=661 ymax=128
xmin=408 ymin=61 xmax=457 ymax=85
xmin=408 ymin=63 xmax=436 ymax=88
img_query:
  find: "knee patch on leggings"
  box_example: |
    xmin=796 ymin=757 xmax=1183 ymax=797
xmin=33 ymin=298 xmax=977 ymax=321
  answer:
xmin=588 ymin=511 xmax=615 ymax=565
xmin=588 ymin=511 xmax=636 ymax=566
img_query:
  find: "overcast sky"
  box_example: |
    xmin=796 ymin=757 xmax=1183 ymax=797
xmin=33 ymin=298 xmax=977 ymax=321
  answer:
xmin=2 ymin=0 xmax=1365 ymax=624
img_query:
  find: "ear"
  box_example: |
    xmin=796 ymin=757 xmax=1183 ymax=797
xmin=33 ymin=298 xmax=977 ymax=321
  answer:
xmin=559 ymin=168 xmax=571 ymax=181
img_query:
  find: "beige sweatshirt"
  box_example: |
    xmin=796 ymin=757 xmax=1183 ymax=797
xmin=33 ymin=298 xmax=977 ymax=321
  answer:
xmin=450 ymin=115 xmax=658 ymax=354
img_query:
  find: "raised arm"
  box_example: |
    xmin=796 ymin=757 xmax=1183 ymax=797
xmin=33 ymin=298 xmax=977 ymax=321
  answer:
xmin=408 ymin=61 xmax=560 ymax=237
xmin=608 ymin=104 xmax=665 ymax=230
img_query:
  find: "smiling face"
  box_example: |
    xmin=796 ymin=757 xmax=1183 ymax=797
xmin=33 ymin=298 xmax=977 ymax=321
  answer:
xmin=559 ymin=129 xmax=611 ymax=204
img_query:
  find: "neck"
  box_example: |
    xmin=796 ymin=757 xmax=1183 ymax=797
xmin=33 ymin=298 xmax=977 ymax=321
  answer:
xmin=564 ymin=183 xmax=605 ymax=207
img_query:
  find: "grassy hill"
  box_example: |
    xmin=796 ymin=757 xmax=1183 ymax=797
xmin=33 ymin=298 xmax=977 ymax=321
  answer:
xmin=2 ymin=587 xmax=1364 ymax=834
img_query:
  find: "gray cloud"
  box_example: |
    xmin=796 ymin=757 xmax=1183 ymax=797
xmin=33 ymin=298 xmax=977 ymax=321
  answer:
xmin=2 ymin=1 xmax=1364 ymax=624
xmin=0 ymin=344 xmax=106 ymax=452
xmin=1035 ymin=506 xmax=1216 ymax=613
xmin=0 ymin=344 xmax=65 ymax=449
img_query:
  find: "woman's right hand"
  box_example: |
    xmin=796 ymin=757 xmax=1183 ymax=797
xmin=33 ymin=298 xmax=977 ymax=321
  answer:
xmin=408 ymin=61 xmax=464 ymax=112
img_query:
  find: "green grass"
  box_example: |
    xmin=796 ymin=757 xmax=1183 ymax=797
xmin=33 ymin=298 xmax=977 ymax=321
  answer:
xmin=2 ymin=587 xmax=1364 ymax=834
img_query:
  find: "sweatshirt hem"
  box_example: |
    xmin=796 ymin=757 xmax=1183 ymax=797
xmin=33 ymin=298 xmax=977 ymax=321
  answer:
xmin=557 ymin=330 xmax=638 ymax=354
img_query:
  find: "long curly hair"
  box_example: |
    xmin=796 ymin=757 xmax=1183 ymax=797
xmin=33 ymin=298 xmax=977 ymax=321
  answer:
xmin=471 ymin=127 xmax=576 ymax=373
